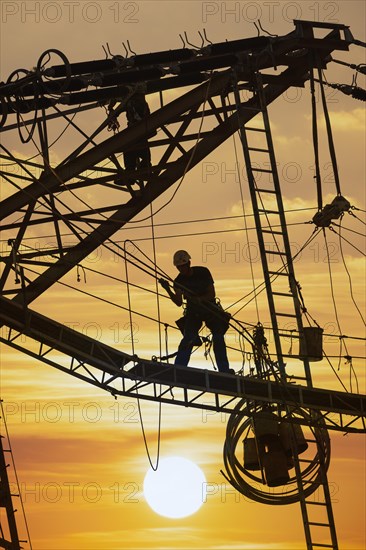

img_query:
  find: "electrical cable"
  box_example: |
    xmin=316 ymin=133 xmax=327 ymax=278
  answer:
xmin=18 ymin=238 xmax=366 ymax=349
xmin=3 ymin=135 xmax=364 ymax=402
xmin=0 ymin=207 xmax=319 ymax=238
xmin=2 ymin=56 xmax=364 ymax=404
xmin=0 ymin=72 xmax=217 ymax=305
xmin=230 ymin=227 xmax=319 ymax=316
xmin=329 ymin=225 xmax=366 ymax=257
xmin=337 ymin=218 xmax=365 ymax=378
xmin=18 ymin=227 xmax=362 ymax=400
xmin=349 ymin=211 xmax=366 ymax=226
xmin=14 ymin=241 xmax=366 ymax=352
xmin=331 ymin=221 xmax=366 ymax=238
xmin=322 ymin=229 xmax=359 ymax=393
xmin=122 ymin=238 xmax=163 ymax=472
xmin=21 ymin=264 xmax=176 ymax=332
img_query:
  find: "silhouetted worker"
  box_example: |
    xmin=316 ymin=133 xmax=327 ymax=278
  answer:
xmin=159 ymin=250 xmax=231 ymax=373
xmin=123 ymin=92 xmax=151 ymax=187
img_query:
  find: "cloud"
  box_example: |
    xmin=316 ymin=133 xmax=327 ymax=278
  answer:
xmin=305 ymin=108 xmax=365 ymax=132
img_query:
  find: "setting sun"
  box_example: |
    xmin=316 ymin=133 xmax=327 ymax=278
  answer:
xmin=143 ymin=457 xmax=206 ymax=519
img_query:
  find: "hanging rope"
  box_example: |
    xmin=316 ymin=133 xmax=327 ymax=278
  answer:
xmin=316 ymin=62 xmax=342 ymax=196
xmin=333 ymin=218 xmax=366 ymax=328
xmin=122 ymin=240 xmax=163 ymax=471
xmin=310 ymin=65 xmax=323 ymax=210
xmin=322 ymin=229 xmax=357 ymax=392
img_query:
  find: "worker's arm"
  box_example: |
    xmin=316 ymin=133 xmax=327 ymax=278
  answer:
xmin=159 ymin=279 xmax=183 ymax=306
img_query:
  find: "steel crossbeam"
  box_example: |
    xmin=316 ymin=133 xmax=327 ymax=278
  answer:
xmin=1 ymin=295 xmax=365 ymax=433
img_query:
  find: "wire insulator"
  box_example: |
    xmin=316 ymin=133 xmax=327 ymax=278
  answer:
xmin=351 ymin=86 xmax=366 ymax=101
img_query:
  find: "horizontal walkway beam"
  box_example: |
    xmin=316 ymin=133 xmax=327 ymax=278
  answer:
xmin=1 ymin=296 xmax=365 ymax=433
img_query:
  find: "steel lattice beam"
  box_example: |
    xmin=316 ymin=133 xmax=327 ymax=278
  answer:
xmin=0 ymin=295 xmax=365 ymax=433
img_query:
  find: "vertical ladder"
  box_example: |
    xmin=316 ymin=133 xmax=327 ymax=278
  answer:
xmin=233 ymin=75 xmax=338 ymax=548
xmin=0 ymin=433 xmax=22 ymax=550
xmin=291 ymin=425 xmax=338 ymax=549
xmin=233 ymin=76 xmax=312 ymax=386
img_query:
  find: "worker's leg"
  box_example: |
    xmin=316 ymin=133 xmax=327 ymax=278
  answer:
xmin=138 ymin=143 xmax=151 ymax=168
xmin=174 ymin=315 xmax=202 ymax=367
xmin=123 ymin=149 xmax=138 ymax=171
xmin=211 ymin=331 xmax=230 ymax=372
xmin=206 ymin=316 xmax=230 ymax=373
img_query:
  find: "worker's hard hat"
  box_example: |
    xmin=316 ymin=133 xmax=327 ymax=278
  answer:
xmin=173 ymin=250 xmax=191 ymax=266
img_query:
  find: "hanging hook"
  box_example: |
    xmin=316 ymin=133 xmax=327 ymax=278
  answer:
xmin=179 ymin=33 xmax=186 ymax=48
xmin=106 ymin=42 xmax=115 ymax=57
xmin=203 ymin=28 xmax=213 ymax=45
xmin=257 ymin=19 xmax=277 ymax=38
xmin=77 ymin=265 xmax=87 ymax=283
xmin=122 ymin=42 xmax=129 ymax=58
xmin=198 ymin=30 xmax=205 ymax=48
xmin=102 ymin=44 xmax=108 ymax=59
xmin=127 ymin=40 xmax=137 ymax=56
xmin=184 ymin=31 xmax=200 ymax=49
xmin=253 ymin=21 xmax=260 ymax=37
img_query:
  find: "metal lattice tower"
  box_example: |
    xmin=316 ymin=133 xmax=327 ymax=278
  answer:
xmin=0 ymin=20 xmax=365 ymax=550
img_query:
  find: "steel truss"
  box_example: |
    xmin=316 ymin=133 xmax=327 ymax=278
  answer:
xmin=0 ymin=21 xmax=353 ymax=310
xmin=0 ymin=19 xmax=364 ymax=550
xmin=0 ymin=295 xmax=364 ymax=434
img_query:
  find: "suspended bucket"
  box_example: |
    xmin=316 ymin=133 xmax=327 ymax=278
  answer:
xmin=262 ymin=449 xmax=290 ymax=487
xmin=243 ymin=438 xmax=261 ymax=471
xmin=279 ymin=422 xmax=308 ymax=456
xmin=299 ymin=326 xmax=323 ymax=362
xmin=253 ymin=411 xmax=279 ymax=443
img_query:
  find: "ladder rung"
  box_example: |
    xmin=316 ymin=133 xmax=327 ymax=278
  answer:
xmin=248 ymin=147 xmax=269 ymax=153
xmin=272 ymin=292 xmax=292 ymax=297
xmin=258 ymin=209 xmax=280 ymax=215
xmin=287 ymin=374 xmax=308 ymax=380
xmin=264 ymin=249 xmax=287 ymax=256
xmin=252 ymin=168 xmax=273 ymax=173
xmin=304 ymin=500 xmax=328 ymax=506
xmin=245 ymin=126 xmax=266 ymax=132
xmin=268 ymin=271 xmax=288 ymax=276
xmin=262 ymin=229 xmax=284 ymax=235
xmin=312 ymin=544 xmax=334 ymax=548
xmin=277 ymin=332 xmax=300 ymax=339
xmin=275 ymin=313 xmax=297 ymax=318
xmin=308 ymin=522 xmax=331 ymax=527
xmin=255 ymin=188 xmax=277 ymax=194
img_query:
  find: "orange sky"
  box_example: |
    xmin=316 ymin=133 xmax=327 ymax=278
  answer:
xmin=1 ymin=1 xmax=365 ymax=549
